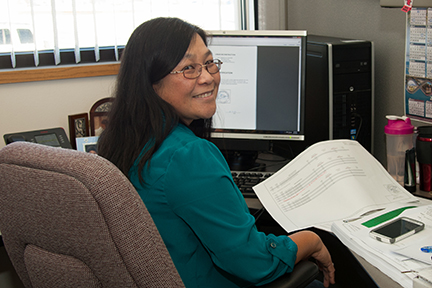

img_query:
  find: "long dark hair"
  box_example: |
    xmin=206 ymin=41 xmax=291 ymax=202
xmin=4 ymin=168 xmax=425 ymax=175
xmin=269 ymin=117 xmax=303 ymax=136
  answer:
xmin=97 ymin=17 xmax=211 ymax=181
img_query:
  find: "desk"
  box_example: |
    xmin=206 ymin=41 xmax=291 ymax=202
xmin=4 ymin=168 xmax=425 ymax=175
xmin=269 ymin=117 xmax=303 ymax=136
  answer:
xmin=245 ymin=192 xmax=431 ymax=288
xmin=247 ymin=196 xmax=403 ymax=287
xmin=413 ymin=189 xmax=432 ymax=201
xmin=246 ymin=151 xmax=432 ymax=287
xmin=249 ymin=199 xmax=381 ymax=287
xmin=353 ymin=251 xmax=403 ymax=288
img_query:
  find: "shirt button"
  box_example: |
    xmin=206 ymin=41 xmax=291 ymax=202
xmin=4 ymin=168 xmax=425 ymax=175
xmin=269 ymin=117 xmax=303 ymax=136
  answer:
xmin=270 ymin=242 xmax=277 ymax=248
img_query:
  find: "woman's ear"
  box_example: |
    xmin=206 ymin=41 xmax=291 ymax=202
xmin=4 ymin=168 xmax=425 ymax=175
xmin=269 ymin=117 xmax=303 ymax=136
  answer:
xmin=152 ymin=81 xmax=161 ymax=95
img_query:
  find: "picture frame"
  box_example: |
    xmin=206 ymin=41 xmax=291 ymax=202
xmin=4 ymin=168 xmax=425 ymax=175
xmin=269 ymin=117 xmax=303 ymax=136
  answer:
xmin=90 ymin=97 xmax=113 ymax=136
xmin=76 ymin=136 xmax=99 ymax=154
xmin=68 ymin=113 xmax=89 ymax=149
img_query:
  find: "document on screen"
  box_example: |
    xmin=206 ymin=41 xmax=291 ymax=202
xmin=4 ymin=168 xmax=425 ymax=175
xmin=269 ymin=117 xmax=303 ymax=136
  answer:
xmin=211 ymin=45 xmax=257 ymax=130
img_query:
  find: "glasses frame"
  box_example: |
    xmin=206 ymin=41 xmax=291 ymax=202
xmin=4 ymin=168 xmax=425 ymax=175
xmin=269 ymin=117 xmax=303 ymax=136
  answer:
xmin=170 ymin=59 xmax=223 ymax=79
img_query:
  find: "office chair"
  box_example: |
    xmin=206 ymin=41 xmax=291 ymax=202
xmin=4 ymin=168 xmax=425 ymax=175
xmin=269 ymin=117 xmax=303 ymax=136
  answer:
xmin=0 ymin=142 xmax=318 ymax=288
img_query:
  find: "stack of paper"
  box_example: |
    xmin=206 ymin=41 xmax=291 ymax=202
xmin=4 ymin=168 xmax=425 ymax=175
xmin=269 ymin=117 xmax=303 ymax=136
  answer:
xmin=416 ymin=268 xmax=432 ymax=286
xmin=332 ymin=204 xmax=432 ymax=288
xmin=253 ymin=140 xmax=432 ymax=288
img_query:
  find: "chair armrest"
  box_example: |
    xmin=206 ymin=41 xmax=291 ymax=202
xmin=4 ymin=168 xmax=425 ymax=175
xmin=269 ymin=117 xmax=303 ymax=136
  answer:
xmin=258 ymin=261 xmax=319 ymax=288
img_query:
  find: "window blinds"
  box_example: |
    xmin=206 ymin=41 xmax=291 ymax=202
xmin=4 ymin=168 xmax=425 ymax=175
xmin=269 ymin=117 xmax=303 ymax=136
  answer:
xmin=0 ymin=0 xmax=244 ymax=68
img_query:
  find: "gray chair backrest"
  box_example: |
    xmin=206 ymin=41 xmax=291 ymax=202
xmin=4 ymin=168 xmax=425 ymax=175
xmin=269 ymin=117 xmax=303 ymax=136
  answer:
xmin=0 ymin=142 xmax=184 ymax=288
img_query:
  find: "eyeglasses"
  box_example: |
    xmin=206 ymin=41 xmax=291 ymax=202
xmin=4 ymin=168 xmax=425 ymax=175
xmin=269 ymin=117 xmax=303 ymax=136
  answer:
xmin=170 ymin=59 xmax=223 ymax=79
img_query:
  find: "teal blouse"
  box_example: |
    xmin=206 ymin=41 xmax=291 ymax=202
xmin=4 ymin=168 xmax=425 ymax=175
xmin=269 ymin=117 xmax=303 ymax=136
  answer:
xmin=129 ymin=124 xmax=298 ymax=288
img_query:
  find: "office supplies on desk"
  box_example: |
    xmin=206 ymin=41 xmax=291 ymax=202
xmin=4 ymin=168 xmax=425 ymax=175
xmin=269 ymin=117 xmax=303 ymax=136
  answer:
xmin=332 ymin=204 xmax=432 ymax=288
xmin=252 ymin=139 xmax=432 ymax=287
xmin=362 ymin=206 xmax=418 ymax=228
xmin=343 ymin=208 xmax=385 ymax=223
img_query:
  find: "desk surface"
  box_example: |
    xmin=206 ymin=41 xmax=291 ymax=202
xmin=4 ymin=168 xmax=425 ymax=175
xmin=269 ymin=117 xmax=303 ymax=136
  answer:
xmin=353 ymin=251 xmax=403 ymax=288
xmin=247 ymin=152 xmax=432 ymax=287
xmin=248 ymin=196 xmax=404 ymax=288
xmin=246 ymin=193 xmax=431 ymax=288
xmin=413 ymin=189 xmax=432 ymax=200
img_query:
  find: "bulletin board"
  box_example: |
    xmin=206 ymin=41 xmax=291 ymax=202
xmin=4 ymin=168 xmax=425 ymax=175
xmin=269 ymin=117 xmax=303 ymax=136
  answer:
xmin=405 ymin=7 xmax=432 ymax=123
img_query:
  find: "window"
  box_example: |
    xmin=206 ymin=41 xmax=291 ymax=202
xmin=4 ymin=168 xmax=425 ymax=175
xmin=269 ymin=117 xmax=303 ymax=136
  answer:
xmin=0 ymin=0 xmax=254 ymax=69
xmin=17 ymin=29 xmax=34 ymax=44
xmin=0 ymin=29 xmax=11 ymax=45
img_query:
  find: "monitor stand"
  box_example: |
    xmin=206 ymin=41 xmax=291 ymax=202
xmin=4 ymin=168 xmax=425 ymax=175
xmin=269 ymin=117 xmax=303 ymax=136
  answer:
xmin=210 ymin=138 xmax=270 ymax=171
xmin=224 ymin=150 xmax=264 ymax=171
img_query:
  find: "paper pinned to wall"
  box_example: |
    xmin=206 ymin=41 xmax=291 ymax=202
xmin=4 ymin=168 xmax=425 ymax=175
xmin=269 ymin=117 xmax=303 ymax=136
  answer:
xmin=405 ymin=7 xmax=432 ymax=123
xmin=401 ymin=0 xmax=413 ymax=12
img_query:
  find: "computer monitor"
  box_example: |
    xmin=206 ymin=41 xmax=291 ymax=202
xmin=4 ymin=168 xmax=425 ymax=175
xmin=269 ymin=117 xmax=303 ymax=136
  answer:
xmin=207 ymin=30 xmax=307 ymax=170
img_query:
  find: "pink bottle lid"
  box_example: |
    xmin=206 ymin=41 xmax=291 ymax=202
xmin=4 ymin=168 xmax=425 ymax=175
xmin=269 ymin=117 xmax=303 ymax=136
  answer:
xmin=384 ymin=115 xmax=414 ymax=135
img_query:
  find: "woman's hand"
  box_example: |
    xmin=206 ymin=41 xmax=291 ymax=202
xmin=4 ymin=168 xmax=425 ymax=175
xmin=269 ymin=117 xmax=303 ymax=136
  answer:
xmin=289 ymin=230 xmax=336 ymax=287
xmin=310 ymin=239 xmax=335 ymax=287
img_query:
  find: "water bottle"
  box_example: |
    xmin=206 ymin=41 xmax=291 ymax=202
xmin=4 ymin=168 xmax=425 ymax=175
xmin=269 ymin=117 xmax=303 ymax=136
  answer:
xmin=384 ymin=115 xmax=414 ymax=185
xmin=416 ymin=126 xmax=432 ymax=191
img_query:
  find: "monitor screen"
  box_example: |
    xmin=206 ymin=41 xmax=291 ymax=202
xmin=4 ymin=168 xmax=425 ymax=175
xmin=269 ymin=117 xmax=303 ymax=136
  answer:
xmin=208 ymin=30 xmax=307 ymax=142
xmin=34 ymin=133 xmax=61 ymax=147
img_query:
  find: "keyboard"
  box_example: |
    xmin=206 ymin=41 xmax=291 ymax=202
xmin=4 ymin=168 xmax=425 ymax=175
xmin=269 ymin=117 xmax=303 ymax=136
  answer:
xmin=231 ymin=171 xmax=274 ymax=198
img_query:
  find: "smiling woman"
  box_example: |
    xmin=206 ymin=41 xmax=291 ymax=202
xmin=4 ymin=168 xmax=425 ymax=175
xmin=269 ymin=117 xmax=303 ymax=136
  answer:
xmin=96 ymin=17 xmax=335 ymax=288
xmin=153 ymin=36 xmax=221 ymax=125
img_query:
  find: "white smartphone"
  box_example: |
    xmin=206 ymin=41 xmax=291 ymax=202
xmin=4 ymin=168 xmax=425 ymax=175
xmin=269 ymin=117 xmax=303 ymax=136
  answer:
xmin=369 ymin=217 xmax=424 ymax=244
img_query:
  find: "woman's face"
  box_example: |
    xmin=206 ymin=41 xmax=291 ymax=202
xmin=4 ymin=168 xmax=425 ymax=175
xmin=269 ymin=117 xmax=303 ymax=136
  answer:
xmin=153 ymin=34 xmax=220 ymax=125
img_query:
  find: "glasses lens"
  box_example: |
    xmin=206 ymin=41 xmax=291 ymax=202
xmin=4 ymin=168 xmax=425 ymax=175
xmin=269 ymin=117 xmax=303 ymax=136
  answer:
xmin=207 ymin=60 xmax=221 ymax=74
xmin=183 ymin=67 xmax=199 ymax=79
xmin=182 ymin=60 xmax=222 ymax=79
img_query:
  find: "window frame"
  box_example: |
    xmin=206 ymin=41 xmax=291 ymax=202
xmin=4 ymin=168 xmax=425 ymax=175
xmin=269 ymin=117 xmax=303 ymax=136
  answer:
xmin=0 ymin=62 xmax=120 ymax=84
xmin=0 ymin=0 xmax=256 ymax=84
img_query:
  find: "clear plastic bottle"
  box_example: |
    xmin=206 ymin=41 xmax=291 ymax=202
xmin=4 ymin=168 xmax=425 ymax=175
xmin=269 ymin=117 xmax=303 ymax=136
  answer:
xmin=384 ymin=115 xmax=414 ymax=185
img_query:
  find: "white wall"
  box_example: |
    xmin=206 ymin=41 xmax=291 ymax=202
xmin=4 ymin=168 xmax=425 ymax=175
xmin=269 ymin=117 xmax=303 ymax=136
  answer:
xmin=256 ymin=0 xmax=405 ymax=165
xmin=285 ymin=0 xmax=407 ymax=165
xmin=0 ymin=1 xmax=411 ymax=164
xmin=0 ymin=75 xmax=116 ymax=149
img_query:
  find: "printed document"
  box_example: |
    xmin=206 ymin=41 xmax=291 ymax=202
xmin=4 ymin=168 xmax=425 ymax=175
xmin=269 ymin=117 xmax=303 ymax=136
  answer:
xmin=253 ymin=139 xmax=432 ymax=288
xmin=253 ymin=139 xmax=418 ymax=232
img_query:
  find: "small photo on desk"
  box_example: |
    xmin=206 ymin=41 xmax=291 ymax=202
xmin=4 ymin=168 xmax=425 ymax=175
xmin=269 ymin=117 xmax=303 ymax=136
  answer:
xmin=76 ymin=136 xmax=99 ymax=154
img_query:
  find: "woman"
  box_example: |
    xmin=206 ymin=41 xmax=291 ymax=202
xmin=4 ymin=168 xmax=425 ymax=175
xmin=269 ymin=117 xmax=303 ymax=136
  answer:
xmin=98 ymin=17 xmax=335 ymax=288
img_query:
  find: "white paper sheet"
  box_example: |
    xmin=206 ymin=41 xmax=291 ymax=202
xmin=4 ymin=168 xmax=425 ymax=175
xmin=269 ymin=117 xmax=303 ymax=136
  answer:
xmin=253 ymin=140 xmax=418 ymax=232
xmin=393 ymin=205 xmax=432 ymax=264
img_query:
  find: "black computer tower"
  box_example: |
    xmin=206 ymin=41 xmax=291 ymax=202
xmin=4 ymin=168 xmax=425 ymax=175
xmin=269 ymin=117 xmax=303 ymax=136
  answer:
xmin=304 ymin=35 xmax=374 ymax=153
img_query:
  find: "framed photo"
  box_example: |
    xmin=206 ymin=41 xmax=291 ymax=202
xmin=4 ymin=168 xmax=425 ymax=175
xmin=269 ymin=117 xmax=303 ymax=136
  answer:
xmin=76 ymin=136 xmax=99 ymax=154
xmin=90 ymin=98 xmax=113 ymax=136
xmin=68 ymin=113 xmax=89 ymax=149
